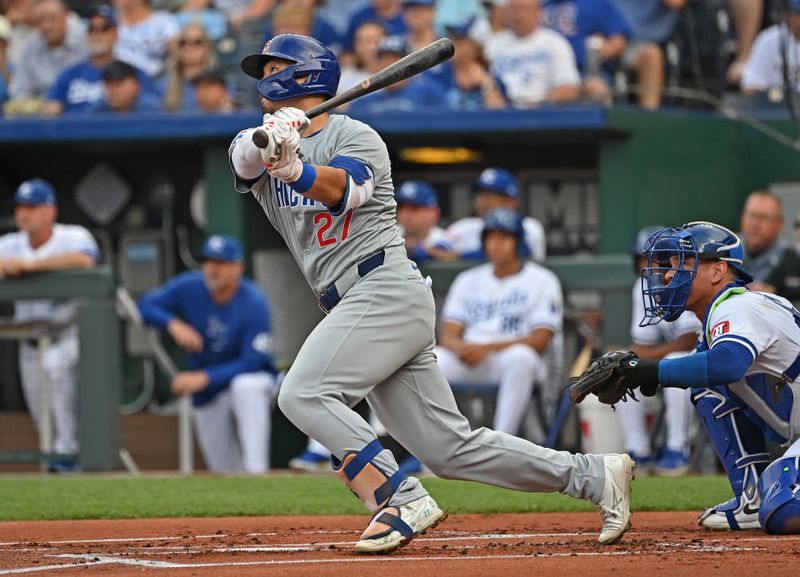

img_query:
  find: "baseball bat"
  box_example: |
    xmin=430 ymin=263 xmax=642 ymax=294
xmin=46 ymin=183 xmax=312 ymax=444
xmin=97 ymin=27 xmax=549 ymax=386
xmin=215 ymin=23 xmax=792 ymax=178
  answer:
xmin=252 ymin=37 xmax=455 ymax=149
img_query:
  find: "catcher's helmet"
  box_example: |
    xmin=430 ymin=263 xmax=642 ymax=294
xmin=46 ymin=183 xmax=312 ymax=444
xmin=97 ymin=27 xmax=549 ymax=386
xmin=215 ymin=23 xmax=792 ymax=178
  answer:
xmin=241 ymin=34 xmax=340 ymax=101
xmin=640 ymin=221 xmax=754 ymax=325
xmin=757 ymin=456 xmax=800 ymax=534
xmin=481 ymin=208 xmax=529 ymax=258
xmin=473 ymin=168 xmax=519 ymax=199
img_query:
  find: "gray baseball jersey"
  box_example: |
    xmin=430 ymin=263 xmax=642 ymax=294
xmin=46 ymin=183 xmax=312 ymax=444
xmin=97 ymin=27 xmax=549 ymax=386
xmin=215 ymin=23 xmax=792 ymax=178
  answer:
xmin=232 ymin=114 xmax=403 ymax=295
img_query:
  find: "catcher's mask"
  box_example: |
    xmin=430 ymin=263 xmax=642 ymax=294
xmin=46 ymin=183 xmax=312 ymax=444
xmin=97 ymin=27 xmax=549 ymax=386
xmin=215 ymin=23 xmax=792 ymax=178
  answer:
xmin=640 ymin=221 xmax=753 ymax=326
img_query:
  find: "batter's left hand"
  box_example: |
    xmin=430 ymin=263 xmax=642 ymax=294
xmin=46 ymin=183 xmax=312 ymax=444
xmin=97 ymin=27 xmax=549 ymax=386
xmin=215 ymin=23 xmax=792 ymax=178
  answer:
xmin=171 ymin=371 xmax=210 ymax=396
xmin=273 ymin=107 xmax=310 ymax=135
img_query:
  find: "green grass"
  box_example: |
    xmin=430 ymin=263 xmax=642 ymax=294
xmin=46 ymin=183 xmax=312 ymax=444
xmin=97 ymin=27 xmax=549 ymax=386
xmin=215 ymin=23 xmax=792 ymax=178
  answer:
xmin=0 ymin=474 xmax=734 ymax=522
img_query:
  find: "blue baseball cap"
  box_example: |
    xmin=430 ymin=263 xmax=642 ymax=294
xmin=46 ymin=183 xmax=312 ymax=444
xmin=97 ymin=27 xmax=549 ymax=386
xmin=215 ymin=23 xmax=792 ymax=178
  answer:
xmin=396 ymin=180 xmax=439 ymax=208
xmin=445 ymin=16 xmax=477 ymax=38
xmin=14 ymin=179 xmax=57 ymax=206
xmin=89 ymin=5 xmax=117 ymax=27
xmin=378 ymin=35 xmax=409 ymax=57
xmin=473 ymin=168 xmax=519 ymax=199
xmin=202 ymin=235 xmax=244 ymax=263
xmin=402 ymin=0 xmax=435 ymax=7
xmin=793 ymin=0 xmax=800 ymax=11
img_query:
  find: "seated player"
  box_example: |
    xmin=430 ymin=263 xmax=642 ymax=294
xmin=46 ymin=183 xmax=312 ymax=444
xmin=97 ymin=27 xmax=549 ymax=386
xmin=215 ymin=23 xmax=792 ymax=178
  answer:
xmin=615 ymin=226 xmax=701 ymax=475
xmin=139 ymin=235 xmax=278 ymax=473
xmin=437 ymin=208 xmax=563 ymax=440
xmin=395 ymin=180 xmax=454 ymax=262
xmin=595 ymin=222 xmax=800 ymax=533
xmin=446 ymin=168 xmax=546 ymax=262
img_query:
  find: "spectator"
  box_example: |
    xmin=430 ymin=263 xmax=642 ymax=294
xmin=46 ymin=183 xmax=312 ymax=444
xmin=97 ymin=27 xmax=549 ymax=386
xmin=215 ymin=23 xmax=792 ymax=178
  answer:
xmin=484 ymin=0 xmax=581 ymax=107
xmin=763 ymin=210 xmax=800 ymax=302
xmin=0 ymin=179 xmax=100 ymax=472
xmin=0 ymin=15 xmax=9 ymax=105
xmin=445 ymin=168 xmax=546 ymax=262
xmin=273 ymin=0 xmax=342 ymax=54
xmin=728 ymin=0 xmax=765 ymax=86
xmin=5 ymin=0 xmax=37 ymax=69
xmin=346 ymin=35 xmax=446 ymax=113
xmin=542 ymin=0 xmax=631 ymax=104
xmin=114 ymin=0 xmax=179 ymax=79
xmin=337 ymin=20 xmax=385 ymax=96
xmin=740 ymin=190 xmax=785 ymax=282
xmin=181 ymin=0 xmax=274 ymax=33
xmin=437 ymin=208 xmax=563 ymax=439
xmin=138 ymin=235 xmax=279 ymax=473
xmin=270 ymin=2 xmax=313 ymax=36
xmin=741 ymin=1 xmax=800 ymax=94
xmin=614 ymin=226 xmax=701 ymax=476
xmin=7 ymin=0 xmax=86 ymax=101
xmin=91 ymin=59 xmax=161 ymax=113
xmin=395 ymin=180 xmax=454 ymax=263
xmin=161 ymin=22 xmax=216 ymax=111
xmin=609 ymin=0 xmax=687 ymax=109
xmin=42 ymin=6 xmax=152 ymax=116
xmin=193 ymin=67 xmax=235 ymax=112
xmin=441 ymin=17 xmax=507 ymax=109
xmin=344 ymin=0 xmax=406 ymax=53
xmin=401 ymin=0 xmax=436 ymax=53
xmin=434 ymin=0 xmax=485 ymax=31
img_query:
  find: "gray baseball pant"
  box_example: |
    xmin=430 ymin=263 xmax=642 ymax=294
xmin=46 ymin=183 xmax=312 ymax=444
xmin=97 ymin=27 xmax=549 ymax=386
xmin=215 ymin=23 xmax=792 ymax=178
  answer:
xmin=278 ymin=247 xmax=607 ymax=506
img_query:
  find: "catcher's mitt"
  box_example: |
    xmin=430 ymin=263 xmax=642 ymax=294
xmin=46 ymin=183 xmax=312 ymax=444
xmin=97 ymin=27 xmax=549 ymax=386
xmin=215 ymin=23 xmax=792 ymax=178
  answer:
xmin=568 ymin=349 xmax=640 ymax=406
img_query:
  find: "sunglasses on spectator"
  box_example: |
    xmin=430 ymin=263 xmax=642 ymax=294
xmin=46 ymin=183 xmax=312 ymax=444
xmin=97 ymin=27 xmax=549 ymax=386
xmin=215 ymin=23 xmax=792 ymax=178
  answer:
xmin=179 ymin=38 xmax=207 ymax=47
xmin=89 ymin=23 xmax=114 ymax=33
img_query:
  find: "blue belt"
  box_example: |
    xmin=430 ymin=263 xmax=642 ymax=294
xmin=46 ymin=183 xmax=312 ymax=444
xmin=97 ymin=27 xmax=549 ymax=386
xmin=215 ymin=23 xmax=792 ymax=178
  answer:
xmin=318 ymin=250 xmax=386 ymax=314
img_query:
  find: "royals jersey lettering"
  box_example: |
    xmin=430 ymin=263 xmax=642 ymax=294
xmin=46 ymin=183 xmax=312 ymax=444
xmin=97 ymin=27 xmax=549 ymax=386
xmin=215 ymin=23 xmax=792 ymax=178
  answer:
xmin=231 ymin=115 xmax=403 ymax=295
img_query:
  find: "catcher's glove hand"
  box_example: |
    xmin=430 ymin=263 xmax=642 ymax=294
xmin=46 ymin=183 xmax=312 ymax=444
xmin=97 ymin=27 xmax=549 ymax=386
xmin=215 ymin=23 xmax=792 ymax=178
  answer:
xmin=568 ymin=349 xmax=641 ymax=406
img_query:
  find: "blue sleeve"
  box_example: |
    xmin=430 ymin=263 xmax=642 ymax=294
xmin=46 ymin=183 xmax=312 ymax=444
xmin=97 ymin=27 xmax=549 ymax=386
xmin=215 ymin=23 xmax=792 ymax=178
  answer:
xmin=203 ymin=290 xmax=275 ymax=388
xmin=138 ymin=275 xmax=188 ymax=330
xmin=601 ymin=0 xmax=632 ymax=38
xmin=46 ymin=70 xmax=70 ymax=103
xmin=658 ymin=340 xmax=754 ymax=388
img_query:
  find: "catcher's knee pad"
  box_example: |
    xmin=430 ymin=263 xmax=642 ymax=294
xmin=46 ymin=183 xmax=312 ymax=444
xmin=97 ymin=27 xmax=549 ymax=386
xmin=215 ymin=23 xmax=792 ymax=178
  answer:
xmin=692 ymin=387 xmax=771 ymax=497
xmin=332 ymin=439 xmax=405 ymax=513
xmin=758 ymin=456 xmax=800 ymax=534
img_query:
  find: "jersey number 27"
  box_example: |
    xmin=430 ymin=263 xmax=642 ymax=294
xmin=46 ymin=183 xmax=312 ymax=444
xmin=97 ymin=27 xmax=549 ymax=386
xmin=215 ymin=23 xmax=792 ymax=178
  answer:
xmin=314 ymin=209 xmax=354 ymax=247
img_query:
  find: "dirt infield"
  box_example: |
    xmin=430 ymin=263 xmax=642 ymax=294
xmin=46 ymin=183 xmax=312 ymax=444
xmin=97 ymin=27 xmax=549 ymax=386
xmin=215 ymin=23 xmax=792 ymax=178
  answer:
xmin=0 ymin=513 xmax=795 ymax=576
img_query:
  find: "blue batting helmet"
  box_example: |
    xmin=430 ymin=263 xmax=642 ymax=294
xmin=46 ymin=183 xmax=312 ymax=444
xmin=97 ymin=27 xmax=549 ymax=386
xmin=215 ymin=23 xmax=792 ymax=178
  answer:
xmin=757 ymin=456 xmax=800 ymax=534
xmin=481 ymin=208 xmax=529 ymax=258
xmin=640 ymin=221 xmax=754 ymax=325
xmin=473 ymin=168 xmax=519 ymax=199
xmin=241 ymin=34 xmax=340 ymax=101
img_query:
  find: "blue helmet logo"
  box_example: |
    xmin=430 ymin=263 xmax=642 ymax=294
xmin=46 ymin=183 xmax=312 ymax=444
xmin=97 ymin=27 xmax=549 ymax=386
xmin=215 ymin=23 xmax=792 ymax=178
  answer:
xmin=241 ymin=34 xmax=341 ymax=101
xmin=640 ymin=221 xmax=754 ymax=326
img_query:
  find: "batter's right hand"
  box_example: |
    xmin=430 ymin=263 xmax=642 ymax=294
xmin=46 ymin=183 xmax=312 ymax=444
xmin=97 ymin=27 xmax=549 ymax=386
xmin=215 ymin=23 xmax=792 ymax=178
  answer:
xmin=167 ymin=319 xmax=203 ymax=353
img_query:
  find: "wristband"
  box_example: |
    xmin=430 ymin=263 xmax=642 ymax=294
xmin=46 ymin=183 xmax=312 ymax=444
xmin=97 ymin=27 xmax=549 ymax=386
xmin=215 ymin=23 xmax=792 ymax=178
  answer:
xmin=292 ymin=163 xmax=317 ymax=193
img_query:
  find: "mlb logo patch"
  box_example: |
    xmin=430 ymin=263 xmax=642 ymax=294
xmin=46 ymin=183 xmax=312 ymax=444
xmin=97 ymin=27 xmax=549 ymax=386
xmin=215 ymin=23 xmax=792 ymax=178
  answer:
xmin=711 ymin=321 xmax=730 ymax=339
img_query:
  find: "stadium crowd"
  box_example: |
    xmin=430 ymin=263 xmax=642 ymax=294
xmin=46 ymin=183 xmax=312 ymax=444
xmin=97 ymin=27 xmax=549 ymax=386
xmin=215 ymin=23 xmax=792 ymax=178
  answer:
xmin=0 ymin=0 xmax=796 ymax=115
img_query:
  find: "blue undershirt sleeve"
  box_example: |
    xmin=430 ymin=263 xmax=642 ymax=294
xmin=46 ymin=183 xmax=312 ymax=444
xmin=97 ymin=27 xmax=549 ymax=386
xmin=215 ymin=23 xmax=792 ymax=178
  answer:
xmin=658 ymin=340 xmax=754 ymax=388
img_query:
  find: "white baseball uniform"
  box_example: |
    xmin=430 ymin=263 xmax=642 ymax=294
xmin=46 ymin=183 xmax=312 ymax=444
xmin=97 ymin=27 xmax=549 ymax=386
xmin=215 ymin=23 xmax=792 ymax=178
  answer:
xmin=0 ymin=224 xmax=99 ymax=455
xmin=741 ymin=25 xmax=800 ymax=93
xmin=616 ymin=280 xmax=701 ymax=456
xmin=437 ymin=261 xmax=563 ymax=437
xmin=445 ymin=216 xmax=547 ymax=262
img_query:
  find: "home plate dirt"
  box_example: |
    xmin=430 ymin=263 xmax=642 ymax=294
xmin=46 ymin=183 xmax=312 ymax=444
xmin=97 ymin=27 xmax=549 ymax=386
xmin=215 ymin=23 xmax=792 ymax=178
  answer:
xmin=0 ymin=513 xmax=796 ymax=576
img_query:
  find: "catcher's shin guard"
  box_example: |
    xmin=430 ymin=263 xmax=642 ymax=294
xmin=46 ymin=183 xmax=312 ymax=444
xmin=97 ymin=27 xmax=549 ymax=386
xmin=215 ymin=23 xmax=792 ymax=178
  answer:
xmin=333 ymin=439 xmax=445 ymax=553
xmin=692 ymin=387 xmax=771 ymax=530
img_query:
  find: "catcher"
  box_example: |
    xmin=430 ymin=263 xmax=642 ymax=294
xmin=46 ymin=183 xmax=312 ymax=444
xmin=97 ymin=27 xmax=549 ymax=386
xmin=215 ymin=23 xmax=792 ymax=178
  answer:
xmin=570 ymin=222 xmax=800 ymax=534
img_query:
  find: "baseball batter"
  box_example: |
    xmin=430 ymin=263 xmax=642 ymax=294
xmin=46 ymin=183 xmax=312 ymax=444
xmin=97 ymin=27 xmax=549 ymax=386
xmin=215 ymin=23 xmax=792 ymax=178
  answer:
xmin=229 ymin=33 xmax=634 ymax=553
xmin=0 ymin=179 xmax=99 ymax=471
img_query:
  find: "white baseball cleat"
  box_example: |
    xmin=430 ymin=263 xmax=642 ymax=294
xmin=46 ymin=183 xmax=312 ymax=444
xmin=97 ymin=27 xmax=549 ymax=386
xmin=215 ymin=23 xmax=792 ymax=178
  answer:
xmin=698 ymin=494 xmax=761 ymax=530
xmin=596 ymin=453 xmax=635 ymax=545
xmin=354 ymin=495 xmax=446 ymax=554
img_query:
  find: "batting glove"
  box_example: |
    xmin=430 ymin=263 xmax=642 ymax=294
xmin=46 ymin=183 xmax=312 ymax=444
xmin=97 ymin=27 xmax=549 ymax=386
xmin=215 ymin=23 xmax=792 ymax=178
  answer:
xmin=258 ymin=117 xmax=293 ymax=166
xmin=266 ymin=129 xmax=303 ymax=183
xmin=273 ymin=107 xmax=310 ymax=135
